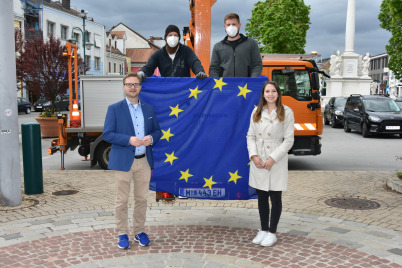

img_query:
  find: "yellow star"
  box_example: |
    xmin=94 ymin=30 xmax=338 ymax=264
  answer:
xmin=179 ymin=169 xmax=194 ymax=183
xmin=228 ymin=170 xmax=242 ymax=184
xmin=164 ymin=151 xmax=178 ymax=165
xmin=203 ymin=176 xmax=217 ymax=190
xmin=169 ymin=104 xmax=183 ymax=118
xmin=188 ymin=86 xmax=202 ymax=99
xmin=161 ymin=128 xmax=174 ymax=142
xmin=237 ymin=84 xmax=252 ymax=99
xmin=213 ymin=77 xmax=227 ymax=91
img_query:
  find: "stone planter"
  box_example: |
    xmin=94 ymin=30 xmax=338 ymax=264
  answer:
xmin=35 ymin=117 xmax=59 ymax=138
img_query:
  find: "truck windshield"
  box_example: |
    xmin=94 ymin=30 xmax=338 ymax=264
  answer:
xmin=272 ymin=69 xmax=312 ymax=101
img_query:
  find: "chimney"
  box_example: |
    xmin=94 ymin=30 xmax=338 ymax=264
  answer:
xmin=150 ymin=36 xmax=154 ymax=44
xmin=62 ymin=0 xmax=70 ymax=10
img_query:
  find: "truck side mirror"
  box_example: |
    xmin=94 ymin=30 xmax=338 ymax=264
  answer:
xmin=311 ymin=72 xmax=319 ymax=90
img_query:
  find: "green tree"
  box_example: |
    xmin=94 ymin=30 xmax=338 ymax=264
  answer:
xmin=245 ymin=0 xmax=311 ymax=54
xmin=378 ymin=0 xmax=402 ymax=80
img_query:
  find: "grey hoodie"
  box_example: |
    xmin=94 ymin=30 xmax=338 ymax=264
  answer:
xmin=209 ymin=34 xmax=262 ymax=77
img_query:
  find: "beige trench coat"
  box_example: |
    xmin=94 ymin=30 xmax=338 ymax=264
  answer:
xmin=246 ymin=105 xmax=295 ymax=191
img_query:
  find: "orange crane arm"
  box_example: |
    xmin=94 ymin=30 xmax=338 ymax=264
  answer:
xmin=185 ymin=0 xmax=217 ymax=74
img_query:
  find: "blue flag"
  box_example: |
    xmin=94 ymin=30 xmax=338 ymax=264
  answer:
xmin=141 ymin=76 xmax=269 ymax=200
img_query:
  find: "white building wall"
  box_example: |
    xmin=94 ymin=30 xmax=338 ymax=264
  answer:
xmin=42 ymin=6 xmax=106 ymax=75
xmin=112 ymin=24 xmax=150 ymax=49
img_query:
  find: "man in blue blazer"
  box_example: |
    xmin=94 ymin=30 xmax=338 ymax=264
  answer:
xmin=103 ymin=73 xmax=161 ymax=249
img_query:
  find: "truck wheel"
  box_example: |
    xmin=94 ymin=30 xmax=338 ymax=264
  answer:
xmin=97 ymin=142 xmax=111 ymax=170
xmin=362 ymin=123 xmax=370 ymax=138
xmin=344 ymin=120 xmax=351 ymax=132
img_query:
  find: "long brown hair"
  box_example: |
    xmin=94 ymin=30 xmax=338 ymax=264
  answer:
xmin=253 ymin=81 xmax=285 ymax=122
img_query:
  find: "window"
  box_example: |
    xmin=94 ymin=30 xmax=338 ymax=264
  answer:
xmin=85 ymin=56 xmax=91 ymax=69
xmin=47 ymin=21 xmax=55 ymax=37
xmin=73 ymin=33 xmax=80 ymax=45
xmin=85 ymin=31 xmax=91 ymax=44
xmin=61 ymin=25 xmax=68 ymax=40
xmin=115 ymin=41 xmax=117 ymax=48
xmin=109 ymin=62 xmax=111 ymax=73
xmin=272 ymin=69 xmax=312 ymax=101
xmin=114 ymin=63 xmax=116 ymax=73
xmin=94 ymin=57 xmax=100 ymax=70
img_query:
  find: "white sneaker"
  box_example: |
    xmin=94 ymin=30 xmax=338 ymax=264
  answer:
xmin=260 ymin=232 xmax=277 ymax=247
xmin=252 ymin=230 xmax=268 ymax=244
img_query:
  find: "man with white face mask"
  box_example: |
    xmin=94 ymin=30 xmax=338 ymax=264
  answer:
xmin=209 ymin=13 xmax=262 ymax=77
xmin=138 ymin=25 xmax=207 ymax=80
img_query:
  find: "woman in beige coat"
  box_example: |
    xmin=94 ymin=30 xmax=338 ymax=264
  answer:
xmin=246 ymin=81 xmax=294 ymax=247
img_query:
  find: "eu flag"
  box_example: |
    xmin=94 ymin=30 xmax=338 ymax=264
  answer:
xmin=141 ymin=76 xmax=269 ymax=200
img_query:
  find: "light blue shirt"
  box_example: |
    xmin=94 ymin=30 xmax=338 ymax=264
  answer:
xmin=126 ymin=98 xmax=146 ymax=156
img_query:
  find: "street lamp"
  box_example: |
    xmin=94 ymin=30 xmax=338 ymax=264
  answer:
xmin=67 ymin=9 xmax=93 ymax=74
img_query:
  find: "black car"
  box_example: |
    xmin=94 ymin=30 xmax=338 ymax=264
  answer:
xmin=324 ymin=97 xmax=347 ymax=128
xmin=17 ymin=97 xmax=31 ymax=114
xmin=343 ymin=94 xmax=402 ymax=138
xmin=34 ymin=94 xmax=69 ymax=112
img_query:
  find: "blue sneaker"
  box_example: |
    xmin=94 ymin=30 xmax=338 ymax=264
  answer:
xmin=134 ymin=232 xmax=150 ymax=246
xmin=118 ymin=234 xmax=130 ymax=249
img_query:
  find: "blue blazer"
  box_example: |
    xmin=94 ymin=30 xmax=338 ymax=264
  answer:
xmin=103 ymin=99 xmax=161 ymax=171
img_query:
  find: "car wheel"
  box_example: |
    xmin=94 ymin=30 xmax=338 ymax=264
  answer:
xmin=331 ymin=115 xmax=337 ymax=128
xmin=344 ymin=120 xmax=351 ymax=132
xmin=96 ymin=141 xmax=111 ymax=170
xmin=25 ymin=107 xmax=31 ymax=114
xmin=362 ymin=123 xmax=370 ymax=138
xmin=324 ymin=114 xmax=329 ymax=125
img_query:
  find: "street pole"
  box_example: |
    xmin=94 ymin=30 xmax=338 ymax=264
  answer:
xmin=0 ymin=0 xmax=22 ymax=206
xmin=82 ymin=12 xmax=86 ymax=74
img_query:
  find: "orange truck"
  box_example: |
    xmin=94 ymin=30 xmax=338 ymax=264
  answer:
xmin=184 ymin=0 xmax=326 ymax=156
xmin=50 ymin=0 xmax=327 ymax=171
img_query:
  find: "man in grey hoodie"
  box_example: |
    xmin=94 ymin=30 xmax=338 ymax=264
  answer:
xmin=209 ymin=13 xmax=262 ymax=78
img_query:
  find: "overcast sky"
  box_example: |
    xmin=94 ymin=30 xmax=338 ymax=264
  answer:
xmin=71 ymin=0 xmax=390 ymax=59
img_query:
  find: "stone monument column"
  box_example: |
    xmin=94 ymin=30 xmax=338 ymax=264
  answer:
xmin=342 ymin=0 xmax=359 ymax=78
xmin=344 ymin=0 xmax=355 ymax=55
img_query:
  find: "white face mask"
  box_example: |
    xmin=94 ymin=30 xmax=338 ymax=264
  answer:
xmin=225 ymin=25 xmax=238 ymax=38
xmin=166 ymin=36 xmax=179 ymax=48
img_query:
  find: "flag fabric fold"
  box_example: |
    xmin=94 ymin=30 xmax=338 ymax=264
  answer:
xmin=140 ymin=76 xmax=269 ymax=200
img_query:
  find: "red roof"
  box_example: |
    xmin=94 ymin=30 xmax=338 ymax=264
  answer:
xmin=126 ymin=48 xmax=158 ymax=63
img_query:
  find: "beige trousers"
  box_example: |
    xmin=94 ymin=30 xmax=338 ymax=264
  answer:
xmin=114 ymin=157 xmax=151 ymax=236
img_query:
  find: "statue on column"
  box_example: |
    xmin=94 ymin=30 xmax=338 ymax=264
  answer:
xmin=330 ymin=50 xmax=342 ymax=76
xmin=389 ymin=80 xmax=397 ymax=99
xmin=361 ymin=52 xmax=370 ymax=76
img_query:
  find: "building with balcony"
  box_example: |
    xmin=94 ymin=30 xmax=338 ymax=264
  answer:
xmin=18 ymin=0 xmax=106 ymax=75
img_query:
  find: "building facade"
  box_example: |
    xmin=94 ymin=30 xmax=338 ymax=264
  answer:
xmin=369 ymin=53 xmax=401 ymax=97
xmin=18 ymin=0 xmax=106 ymax=75
xmin=106 ymin=31 xmax=126 ymax=75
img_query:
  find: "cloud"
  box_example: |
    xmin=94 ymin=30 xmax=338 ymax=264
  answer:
xmin=71 ymin=0 xmax=391 ymax=59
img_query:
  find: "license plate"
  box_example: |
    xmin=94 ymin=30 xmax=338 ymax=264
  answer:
xmin=386 ymin=126 xmax=400 ymax=130
xmin=37 ymin=105 xmax=42 ymax=108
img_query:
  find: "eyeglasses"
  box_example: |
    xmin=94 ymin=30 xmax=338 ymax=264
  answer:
xmin=124 ymin=83 xmax=141 ymax=88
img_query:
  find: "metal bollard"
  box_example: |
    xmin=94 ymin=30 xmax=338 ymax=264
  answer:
xmin=21 ymin=122 xmax=43 ymax=194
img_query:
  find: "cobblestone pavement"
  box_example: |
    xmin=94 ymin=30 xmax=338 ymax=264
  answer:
xmin=0 ymin=170 xmax=401 ymax=267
